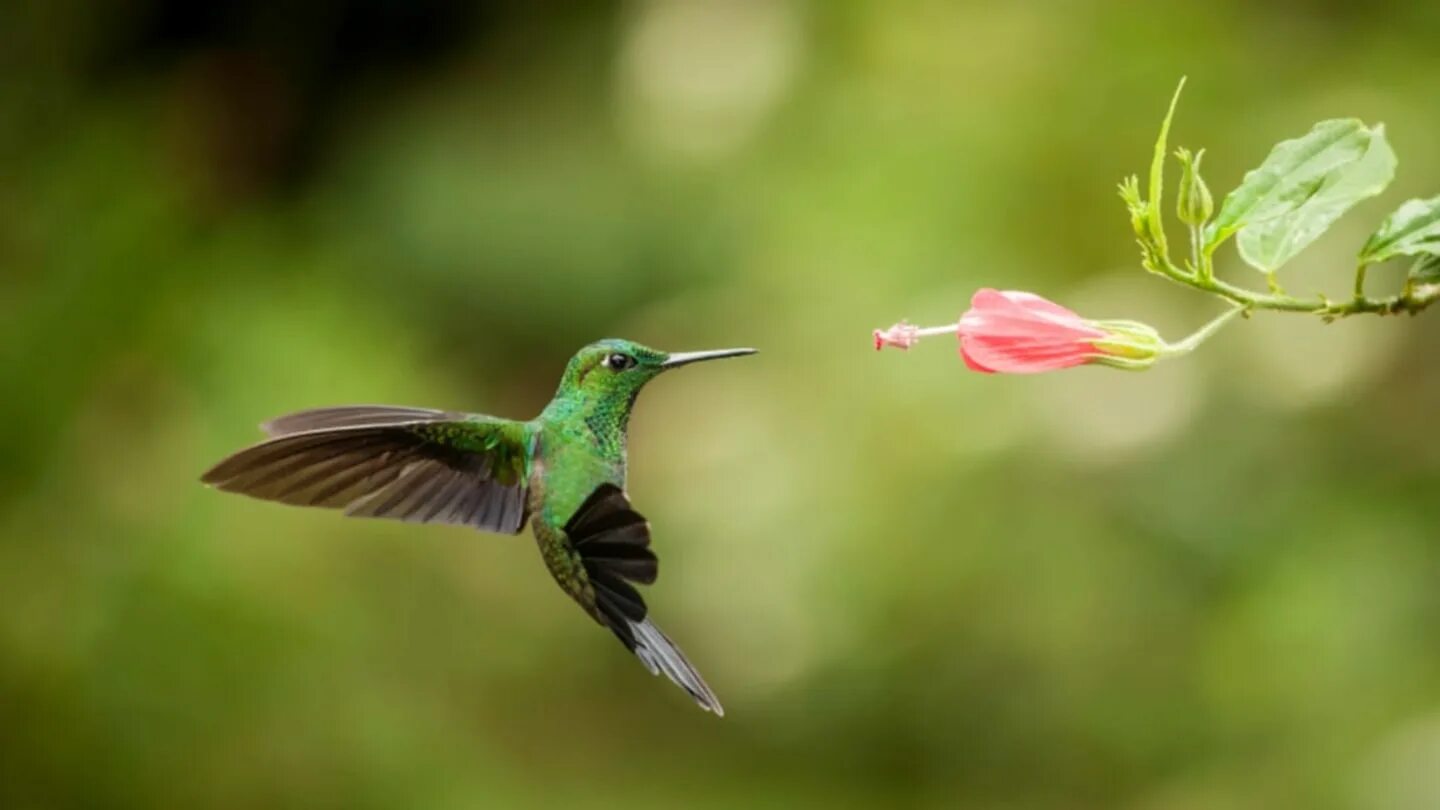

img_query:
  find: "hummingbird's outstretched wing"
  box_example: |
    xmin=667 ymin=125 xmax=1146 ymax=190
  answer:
xmin=561 ymin=484 xmax=723 ymax=715
xmin=260 ymin=405 xmax=454 ymax=437
xmin=201 ymin=406 xmax=534 ymax=534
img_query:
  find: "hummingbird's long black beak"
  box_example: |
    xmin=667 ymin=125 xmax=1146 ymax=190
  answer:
xmin=661 ymin=348 xmax=757 ymax=368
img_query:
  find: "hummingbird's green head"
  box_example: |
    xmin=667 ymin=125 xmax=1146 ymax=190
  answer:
xmin=550 ymin=338 xmax=757 ymax=413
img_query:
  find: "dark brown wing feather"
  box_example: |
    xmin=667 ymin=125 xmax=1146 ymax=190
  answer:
xmin=201 ymin=413 xmax=532 ymax=534
xmin=262 ymin=405 xmax=456 ymax=436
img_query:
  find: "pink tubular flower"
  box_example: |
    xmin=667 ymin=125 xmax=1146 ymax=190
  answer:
xmin=873 ymin=288 xmax=1196 ymax=374
xmin=957 ymin=289 xmax=1114 ymax=374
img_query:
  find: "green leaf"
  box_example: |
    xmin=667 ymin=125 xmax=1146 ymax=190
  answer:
xmin=1205 ymin=119 xmax=1396 ymax=273
xmin=1359 ymin=195 xmax=1440 ymax=264
xmin=1412 ymin=254 xmax=1440 ymax=285
xmin=1236 ymin=127 xmax=1395 ymax=273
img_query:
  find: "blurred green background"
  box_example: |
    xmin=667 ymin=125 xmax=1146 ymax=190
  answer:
xmin=5 ymin=1 xmax=1440 ymax=808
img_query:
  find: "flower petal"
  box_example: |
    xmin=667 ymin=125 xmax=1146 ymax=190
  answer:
xmin=959 ymin=341 xmax=996 ymax=373
xmin=960 ymin=335 xmax=1097 ymax=373
xmin=959 ymin=310 xmax=1102 ymax=341
xmin=961 ymin=289 xmax=1105 ymax=340
xmin=985 ymin=289 xmax=1079 ymax=319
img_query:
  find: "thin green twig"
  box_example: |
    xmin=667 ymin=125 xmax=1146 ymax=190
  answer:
xmin=1150 ymin=252 xmax=1438 ymax=317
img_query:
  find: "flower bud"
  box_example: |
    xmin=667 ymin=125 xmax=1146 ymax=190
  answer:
xmin=1118 ymin=175 xmax=1148 ymax=239
xmin=1175 ymin=147 xmax=1214 ymax=227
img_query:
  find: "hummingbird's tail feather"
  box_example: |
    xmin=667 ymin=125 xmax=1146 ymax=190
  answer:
xmin=563 ymin=484 xmax=723 ymax=716
xmin=628 ymin=618 xmax=725 ymax=716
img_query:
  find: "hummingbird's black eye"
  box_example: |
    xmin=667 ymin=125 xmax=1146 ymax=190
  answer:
xmin=604 ymin=353 xmax=636 ymax=370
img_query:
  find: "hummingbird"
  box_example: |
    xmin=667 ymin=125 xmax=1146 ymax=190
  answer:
xmin=200 ymin=339 xmax=756 ymax=715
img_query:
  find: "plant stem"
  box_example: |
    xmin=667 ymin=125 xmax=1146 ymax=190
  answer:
xmin=1188 ymin=223 xmax=1202 ymax=275
xmin=1163 ymin=305 xmax=1245 ymax=355
xmin=1153 ymin=254 xmax=1439 ymax=317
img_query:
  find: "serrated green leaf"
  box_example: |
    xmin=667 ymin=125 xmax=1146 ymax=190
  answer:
xmin=1236 ymin=126 xmax=1395 ymax=273
xmin=1359 ymin=195 xmax=1440 ymax=264
xmin=1205 ymin=120 xmax=1371 ymax=244
xmin=1204 ymin=120 xmax=1395 ymax=273
xmin=1411 ymin=254 xmax=1440 ymax=285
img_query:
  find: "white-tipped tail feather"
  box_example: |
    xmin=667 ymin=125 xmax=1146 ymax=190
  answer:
xmin=630 ymin=618 xmax=724 ymax=716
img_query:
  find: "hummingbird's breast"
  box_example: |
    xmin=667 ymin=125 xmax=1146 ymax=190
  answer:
xmin=528 ymin=418 xmax=627 ymax=533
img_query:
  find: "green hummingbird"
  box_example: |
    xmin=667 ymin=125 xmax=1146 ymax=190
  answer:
xmin=201 ymin=339 xmax=755 ymax=715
